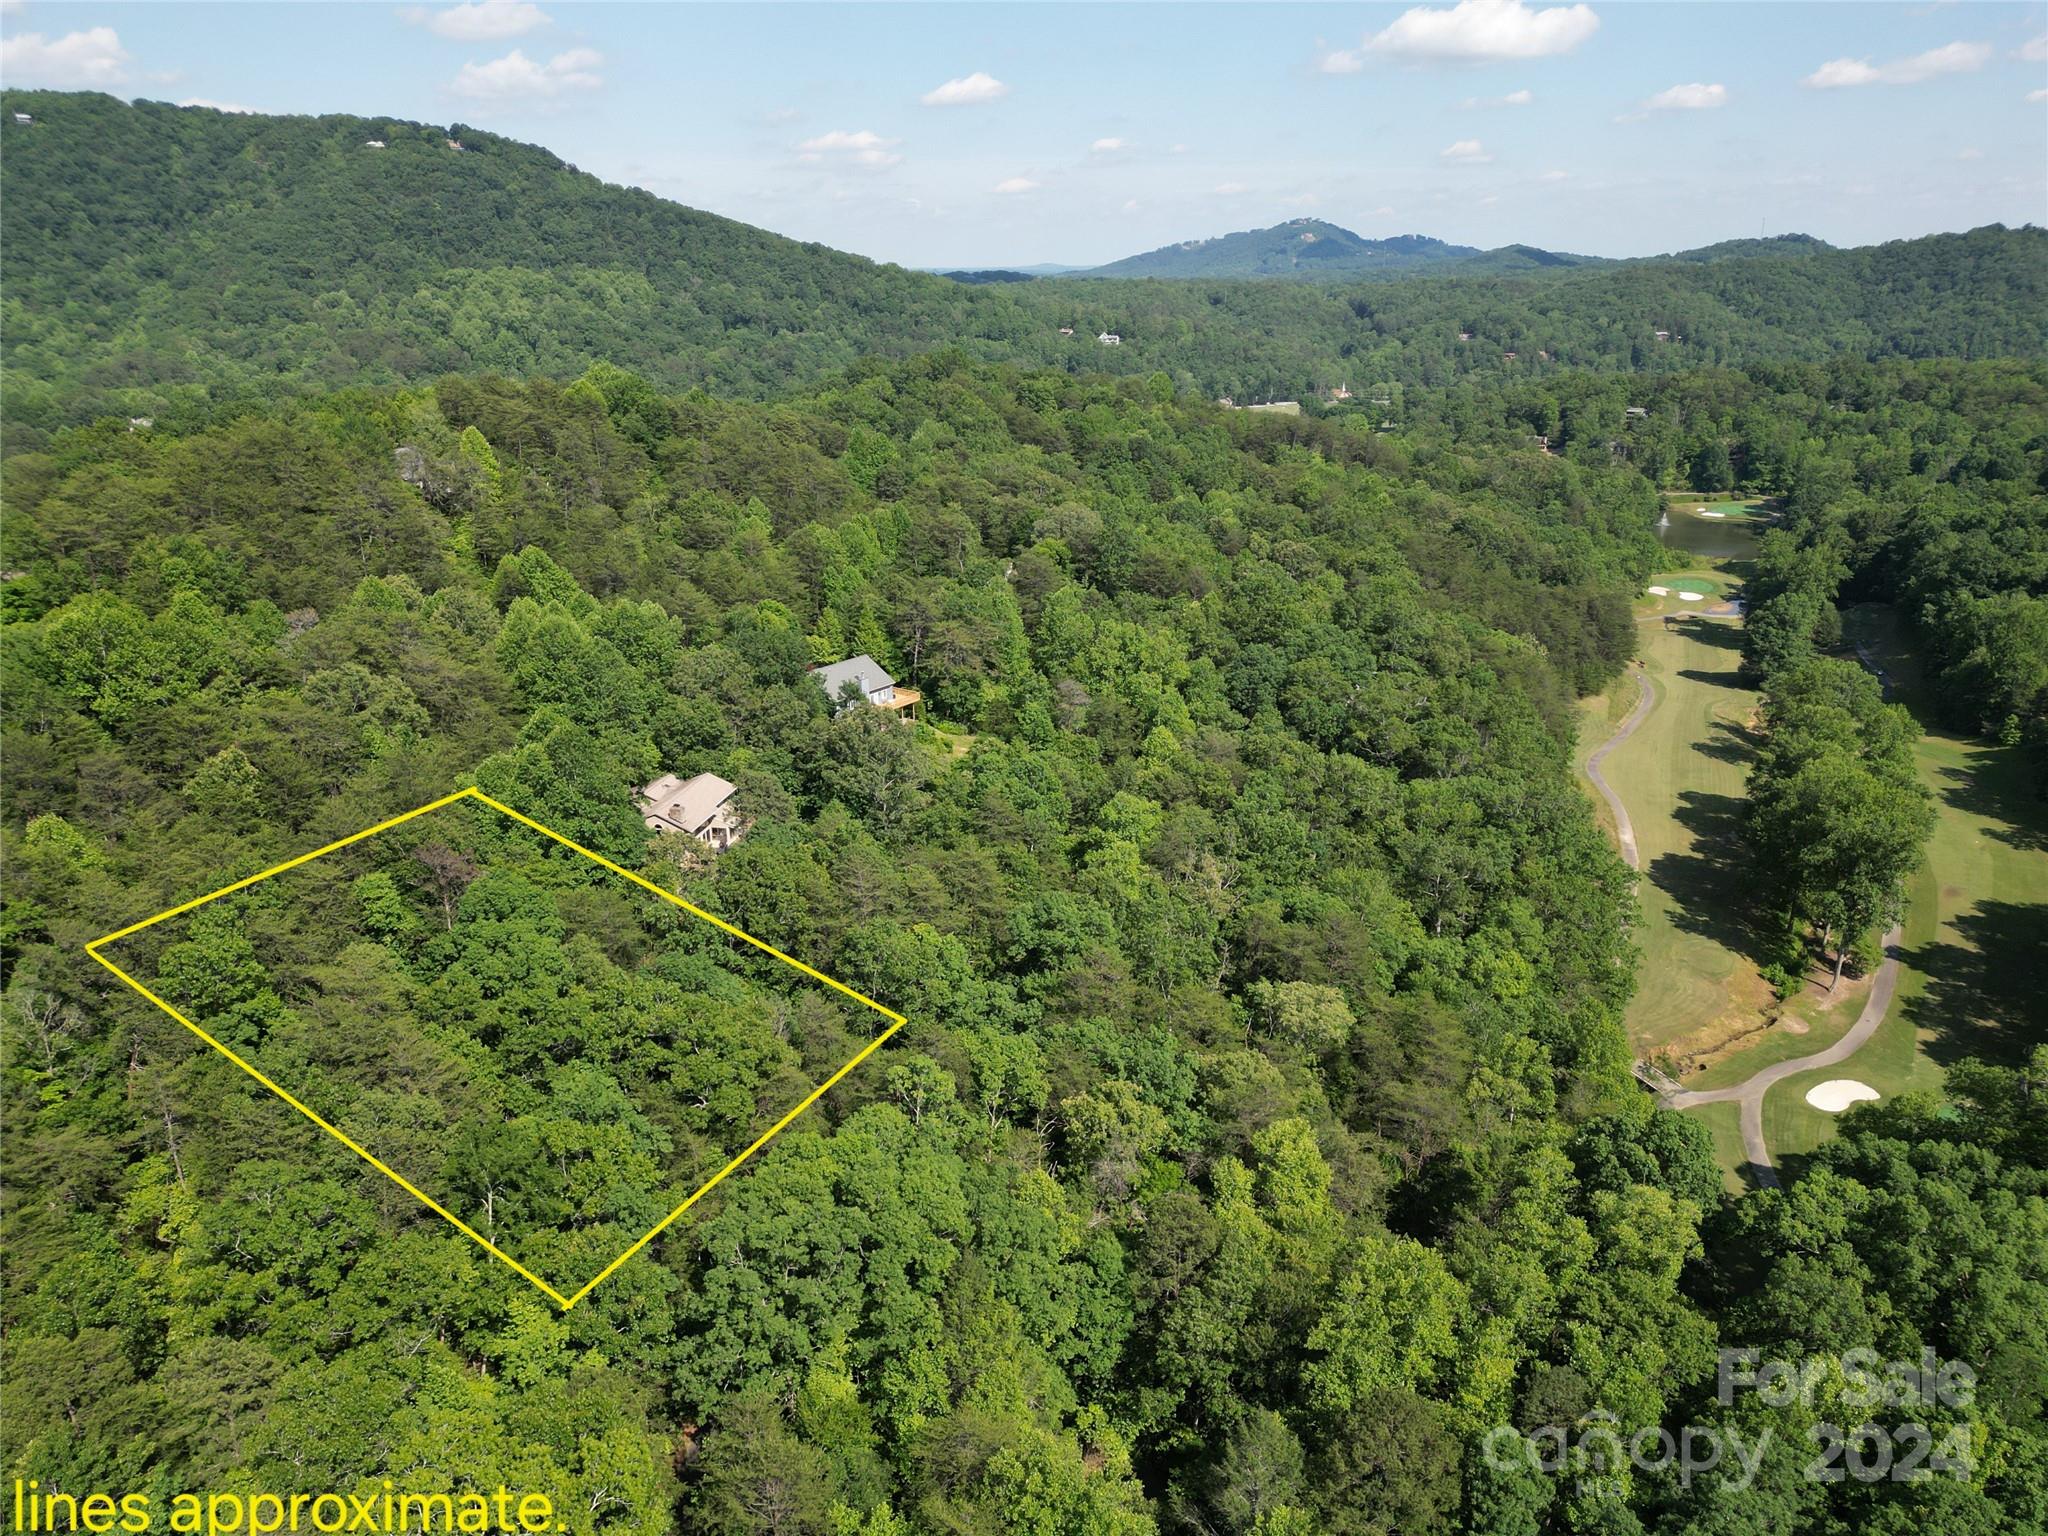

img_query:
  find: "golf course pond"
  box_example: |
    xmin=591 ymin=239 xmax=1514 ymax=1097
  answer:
xmin=1657 ymin=503 xmax=1768 ymax=563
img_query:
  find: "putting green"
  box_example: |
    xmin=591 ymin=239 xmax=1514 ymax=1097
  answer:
xmin=1659 ymin=491 xmax=1777 ymax=522
xmin=1637 ymin=568 xmax=1737 ymax=616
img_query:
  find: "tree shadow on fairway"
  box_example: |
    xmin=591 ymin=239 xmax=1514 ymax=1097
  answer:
xmin=1649 ymin=788 xmax=1764 ymax=961
xmin=1931 ymin=742 xmax=2048 ymax=855
xmin=1681 ymin=616 xmax=1746 ymax=650
xmin=1694 ymin=719 xmax=1754 ymax=767
xmin=1770 ymin=1148 xmax=1817 ymax=1188
xmin=1901 ymin=899 xmax=2048 ymax=1067
xmin=1673 ymin=616 xmax=1748 ymax=693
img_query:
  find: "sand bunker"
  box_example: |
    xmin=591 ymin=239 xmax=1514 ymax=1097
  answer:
xmin=1805 ymin=1079 xmax=1880 ymax=1113
xmin=1677 ymin=591 xmax=1705 ymax=601
xmin=1647 ymin=585 xmax=1670 ymax=596
xmin=1701 ymin=510 xmax=1727 ymax=519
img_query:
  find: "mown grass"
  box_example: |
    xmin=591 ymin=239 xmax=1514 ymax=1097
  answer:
xmin=1689 ymin=1101 xmax=1752 ymax=1196
xmin=1763 ymin=605 xmax=2048 ymax=1163
xmin=1601 ymin=607 xmax=1777 ymax=1061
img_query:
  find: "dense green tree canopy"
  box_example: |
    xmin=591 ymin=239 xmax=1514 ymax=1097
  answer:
xmin=2 ymin=85 xmax=2044 ymax=1531
xmin=2 ymin=92 xmax=2043 ymax=441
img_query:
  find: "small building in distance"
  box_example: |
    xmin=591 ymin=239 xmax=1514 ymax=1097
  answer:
xmin=812 ymin=653 xmax=921 ymax=720
xmin=364 ymin=139 xmax=387 ymax=149
xmin=1058 ymin=326 xmax=1075 ymax=336
xmin=12 ymin=113 xmax=32 ymax=125
xmin=1098 ymin=332 xmax=1122 ymax=346
xmin=637 ymin=772 xmax=746 ymax=850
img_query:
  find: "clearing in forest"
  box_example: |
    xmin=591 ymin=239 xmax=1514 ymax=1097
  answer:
xmin=85 ymin=788 xmax=904 ymax=1309
xmin=1586 ymin=565 xmax=1879 ymax=1083
xmin=1761 ymin=605 xmax=2048 ymax=1169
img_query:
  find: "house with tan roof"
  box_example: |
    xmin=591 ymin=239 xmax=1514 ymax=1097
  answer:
xmin=636 ymin=772 xmax=746 ymax=850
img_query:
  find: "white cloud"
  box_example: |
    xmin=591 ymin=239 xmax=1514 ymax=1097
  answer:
xmin=1122 ymin=199 xmax=1141 ymax=212
xmin=1957 ymin=145 xmax=1984 ymax=160
xmin=449 ymin=46 xmax=601 ymax=99
xmin=1621 ymin=81 xmax=1727 ymax=119
xmin=1440 ymin=137 xmax=1493 ymax=161
xmin=1539 ymin=167 xmax=1570 ymax=181
xmin=799 ymin=129 xmax=894 ymax=151
xmin=404 ymin=2 xmax=549 ymax=41
xmin=994 ymin=175 xmax=1041 ymax=193
xmin=1366 ymin=0 xmax=1598 ymax=63
xmin=1171 ymin=143 xmax=1189 ymax=154
xmin=799 ymin=129 xmax=903 ymax=168
xmin=1647 ymin=81 xmax=1726 ymax=109
xmin=1803 ymin=41 xmax=1991 ymax=87
xmin=1091 ymin=137 xmax=1131 ymax=153
xmin=0 ymin=25 xmax=130 ymax=87
xmin=2018 ymin=33 xmax=2046 ymax=62
xmin=921 ymin=71 xmax=1008 ymax=107
xmin=2030 ymin=87 xmax=2048 ymax=103
xmin=179 ymin=98 xmax=257 ymax=114
xmin=1462 ymin=87 xmax=1535 ymax=107
xmin=1212 ymin=181 xmax=1249 ymax=195
xmin=1317 ymin=48 xmax=1365 ymax=74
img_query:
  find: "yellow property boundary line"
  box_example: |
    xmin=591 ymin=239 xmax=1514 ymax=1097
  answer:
xmin=86 ymin=785 xmax=907 ymax=1310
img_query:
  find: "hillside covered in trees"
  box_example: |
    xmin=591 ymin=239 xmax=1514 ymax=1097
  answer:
xmin=1077 ymin=220 xmax=1601 ymax=280
xmin=3 ymin=91 xmax=2045 ymax=438
xmin=4 ymin=347 xmax=2046 ymax=1534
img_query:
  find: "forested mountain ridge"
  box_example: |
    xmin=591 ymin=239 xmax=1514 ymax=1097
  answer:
xmin=1078 ymin=220 xmax=1602 ymax=279
xmin=1071 ymin=224 xmax=1837 ymax=281
xmin=0 ymin=90 xmax=1008 ymax=424
xmin=4 ymin=90 xmax=2046 ymax=440
xmin=5 ymin=348 xmax=2046 ymax=1532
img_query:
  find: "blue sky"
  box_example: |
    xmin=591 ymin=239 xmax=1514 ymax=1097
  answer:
xmin=3 ymin=1 xmax=2044 ymax=266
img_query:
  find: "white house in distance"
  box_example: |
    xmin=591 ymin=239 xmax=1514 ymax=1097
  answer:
xmin=1097 ymin=332 xmax=1122 ymax=346
xmin=811 ymin=654 xmax=920 ymax=720
xmin=636 ymin=772 xmax=746 ymax=850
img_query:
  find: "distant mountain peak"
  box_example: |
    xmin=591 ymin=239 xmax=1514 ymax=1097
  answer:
xmin=1081 ymin=220 xmax=1590 ymax=280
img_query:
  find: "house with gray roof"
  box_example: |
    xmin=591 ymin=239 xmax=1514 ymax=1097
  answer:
xmin=636 ymin=772 xmax=746 ymax=850
xmin=810 ymin=654 xmax=920 ymax=720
